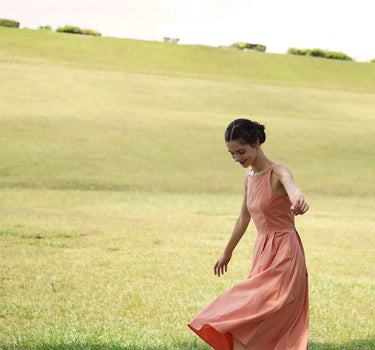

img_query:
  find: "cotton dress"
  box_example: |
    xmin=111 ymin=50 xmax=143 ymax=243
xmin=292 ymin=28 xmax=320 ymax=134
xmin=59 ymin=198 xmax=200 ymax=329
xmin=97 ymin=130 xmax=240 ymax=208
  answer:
xmin=188 ymin=163 xmax=309 ymax=350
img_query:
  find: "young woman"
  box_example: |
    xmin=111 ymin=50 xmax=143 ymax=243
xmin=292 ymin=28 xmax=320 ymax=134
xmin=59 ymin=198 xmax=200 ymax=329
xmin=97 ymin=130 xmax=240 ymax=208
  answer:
xmin=188 ymin=119 xmax=309 ymax=350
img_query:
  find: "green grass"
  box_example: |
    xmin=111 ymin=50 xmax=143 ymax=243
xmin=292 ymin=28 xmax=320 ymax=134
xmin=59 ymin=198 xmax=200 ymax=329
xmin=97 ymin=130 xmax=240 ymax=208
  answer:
xmin=0 ymin=28 xmax=374 ymax=349
xmin=0 ymin=190 xmax=374 ymax=349
xmin=0 ymin=58 xmax=374 ymax=195
xmin=1 ymin=27 xmax=375 ymax=92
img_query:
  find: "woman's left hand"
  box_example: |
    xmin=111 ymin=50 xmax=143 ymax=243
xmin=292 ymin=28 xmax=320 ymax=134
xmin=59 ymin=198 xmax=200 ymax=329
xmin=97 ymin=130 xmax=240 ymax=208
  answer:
xmin=290 ymin=197 xmax=309 ymax=216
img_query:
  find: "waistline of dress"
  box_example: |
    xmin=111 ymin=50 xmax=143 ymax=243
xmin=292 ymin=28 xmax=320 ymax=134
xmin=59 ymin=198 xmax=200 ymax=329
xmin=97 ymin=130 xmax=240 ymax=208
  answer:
xmin=257 ymin=227 xmax=296 ymax=236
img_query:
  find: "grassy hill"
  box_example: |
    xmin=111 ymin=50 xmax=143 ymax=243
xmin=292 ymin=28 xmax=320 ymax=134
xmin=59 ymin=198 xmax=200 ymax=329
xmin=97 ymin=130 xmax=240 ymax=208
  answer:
xmin=1 ymin=27 xmax=374 ymax=195
xmin=0 ymin=28 xmax=374 ymax=349
xmin=2 ymin=27 xmax=375 ymax=92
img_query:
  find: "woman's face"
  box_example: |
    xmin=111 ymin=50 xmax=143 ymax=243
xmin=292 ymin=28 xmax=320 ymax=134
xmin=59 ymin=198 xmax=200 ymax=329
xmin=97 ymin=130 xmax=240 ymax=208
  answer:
xmin=226 ymin=140 xmax=257 ymax=168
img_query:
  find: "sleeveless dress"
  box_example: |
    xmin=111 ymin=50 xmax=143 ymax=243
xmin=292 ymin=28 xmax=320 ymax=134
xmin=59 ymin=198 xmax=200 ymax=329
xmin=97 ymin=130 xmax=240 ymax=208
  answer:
xmin=188 ymin=163 xmax=309 ymax=350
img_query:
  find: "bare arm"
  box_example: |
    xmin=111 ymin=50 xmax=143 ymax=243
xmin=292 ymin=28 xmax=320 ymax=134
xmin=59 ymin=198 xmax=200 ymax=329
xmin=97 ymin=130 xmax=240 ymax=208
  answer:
xmin=214 ymin=174 xmax=251 ymax=277
xmin=273 ymin=164 xmax=309 ymax=216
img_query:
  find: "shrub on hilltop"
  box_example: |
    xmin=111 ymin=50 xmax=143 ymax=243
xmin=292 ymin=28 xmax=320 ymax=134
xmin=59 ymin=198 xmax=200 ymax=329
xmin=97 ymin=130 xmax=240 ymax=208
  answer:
xmin=0 ymin=19 xmax=20 ymax=28
xmin=287 ymin=48 xmax=311 ymax=56
xmin=39 ymin=25 xmax=52 ymax=31
xmin=56 ymin=25 xmax=101 ymax=37
xmin=230 ymin=42 xmax=266 ymax=52
xmin=288 ymin=47 xmax=352 ymax=61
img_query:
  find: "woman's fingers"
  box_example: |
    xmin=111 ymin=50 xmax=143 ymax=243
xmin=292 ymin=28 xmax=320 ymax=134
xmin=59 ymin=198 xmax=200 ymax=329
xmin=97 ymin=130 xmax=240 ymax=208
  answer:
xmin=301 ymin=202 xmax=309 ymax=214
xmin=214 ymin=253 xmax=232 ymax=276
xmin=214 ymin=261 xmax=222 ymax=276
xmin=214 ymin=261 xmax=219 ymax=275
xmin=220 ymin=263 xmax=227 ymax=277
xmin=291 ymin=199 xmax=309 ymax=215
xmin=214 ymin=259 xmax=228 ymax=277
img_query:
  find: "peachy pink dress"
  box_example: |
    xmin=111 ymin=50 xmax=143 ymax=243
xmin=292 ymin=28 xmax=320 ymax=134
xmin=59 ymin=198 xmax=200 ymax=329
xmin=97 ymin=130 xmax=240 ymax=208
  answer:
xmin=188 ymin=163 xmax=309 ymax=350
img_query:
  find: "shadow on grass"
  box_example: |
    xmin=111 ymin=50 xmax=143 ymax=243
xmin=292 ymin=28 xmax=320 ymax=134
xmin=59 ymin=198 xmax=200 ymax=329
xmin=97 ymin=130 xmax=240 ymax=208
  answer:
xmin=0 ymin=339 xmax=374 ymax=349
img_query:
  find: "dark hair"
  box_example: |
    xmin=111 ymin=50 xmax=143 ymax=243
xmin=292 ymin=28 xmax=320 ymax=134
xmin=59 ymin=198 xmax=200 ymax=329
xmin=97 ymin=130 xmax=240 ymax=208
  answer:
xmin=225 ymin=118 xmax=266 ymax=145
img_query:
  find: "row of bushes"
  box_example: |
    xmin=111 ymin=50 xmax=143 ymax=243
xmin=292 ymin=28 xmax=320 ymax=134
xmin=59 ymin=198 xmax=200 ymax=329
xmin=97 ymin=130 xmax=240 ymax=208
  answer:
xmin=56 ymin=25 xmax=101 ymax=37
xmin=0 ymin=19 xmax=101 ymax=37
xmin=1 ymin=18 xmax=375 ymax=62
xmin=288 ymin=47 xmax=353 ymax=61
xmin=230 ymin=42 xmax=266 ymax=52
xmin=0 ymin=18 xmax=20 ymax=28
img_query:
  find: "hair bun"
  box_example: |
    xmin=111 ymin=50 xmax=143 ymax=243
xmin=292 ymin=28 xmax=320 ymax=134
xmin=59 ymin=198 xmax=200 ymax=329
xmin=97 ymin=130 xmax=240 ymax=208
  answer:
xmin=253 ymin=122 xmax=266 ymax=144
xmin=225 ymin=118 xmax=266 ymax=145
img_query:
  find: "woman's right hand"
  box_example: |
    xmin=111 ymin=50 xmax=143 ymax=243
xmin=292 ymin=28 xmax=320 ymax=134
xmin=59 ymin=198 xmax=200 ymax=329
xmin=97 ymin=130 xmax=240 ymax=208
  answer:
xmin=214 ymin=252 xmax=232 ymax=277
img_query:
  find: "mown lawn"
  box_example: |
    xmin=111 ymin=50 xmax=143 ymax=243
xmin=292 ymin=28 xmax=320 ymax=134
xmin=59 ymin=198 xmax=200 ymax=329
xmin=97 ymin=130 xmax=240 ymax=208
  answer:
xmin=0 ymin=190 xmax=374 ymax=349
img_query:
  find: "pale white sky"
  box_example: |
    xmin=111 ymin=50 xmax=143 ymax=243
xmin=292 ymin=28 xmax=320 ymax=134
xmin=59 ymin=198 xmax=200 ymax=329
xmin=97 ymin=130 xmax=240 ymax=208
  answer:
xmin=1 ymin=0 xmax=374 ymax=61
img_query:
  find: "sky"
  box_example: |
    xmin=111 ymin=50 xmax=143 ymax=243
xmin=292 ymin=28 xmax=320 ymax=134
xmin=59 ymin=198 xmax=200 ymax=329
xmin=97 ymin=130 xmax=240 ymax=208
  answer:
xmin=1 ymin=0 xmax=374 ymax=61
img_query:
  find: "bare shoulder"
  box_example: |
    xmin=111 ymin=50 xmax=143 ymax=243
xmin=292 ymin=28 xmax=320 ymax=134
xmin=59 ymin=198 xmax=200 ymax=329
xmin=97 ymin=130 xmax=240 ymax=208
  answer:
xmin=245 ymin=168 xmax=253 ymax=178
xmin=273 ymin=163 xmax=294 ymax=179
xmin=243 ymin=168 xmax=251 ymax=189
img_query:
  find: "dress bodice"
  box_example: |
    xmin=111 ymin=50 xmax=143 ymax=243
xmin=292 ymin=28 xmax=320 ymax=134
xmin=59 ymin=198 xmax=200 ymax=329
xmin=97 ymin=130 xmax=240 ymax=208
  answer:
xmin=247 ymin=163 xmax=295 ymax=235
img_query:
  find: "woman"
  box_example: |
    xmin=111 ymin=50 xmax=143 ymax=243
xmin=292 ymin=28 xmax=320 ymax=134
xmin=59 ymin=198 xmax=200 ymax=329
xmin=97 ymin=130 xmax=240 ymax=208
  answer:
xmin=188 ymin=119 xmax=309 ymax=350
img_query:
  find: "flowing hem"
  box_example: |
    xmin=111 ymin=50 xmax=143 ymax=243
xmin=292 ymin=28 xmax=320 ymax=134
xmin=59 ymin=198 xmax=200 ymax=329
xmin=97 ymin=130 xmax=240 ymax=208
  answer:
xmin=187 ymin=323 xmax=233 ymax=350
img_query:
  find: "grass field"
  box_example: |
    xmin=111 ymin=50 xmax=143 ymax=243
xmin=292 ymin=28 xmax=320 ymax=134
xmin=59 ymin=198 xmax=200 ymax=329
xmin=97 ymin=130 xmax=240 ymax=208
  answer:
xmin=0 ymin=28 xmax=374 ymax=349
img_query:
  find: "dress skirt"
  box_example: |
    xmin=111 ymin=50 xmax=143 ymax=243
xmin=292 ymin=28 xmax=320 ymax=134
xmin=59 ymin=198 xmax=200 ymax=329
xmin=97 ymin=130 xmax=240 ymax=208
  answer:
xmin=188 ymin=228 xmax=309 ymax=350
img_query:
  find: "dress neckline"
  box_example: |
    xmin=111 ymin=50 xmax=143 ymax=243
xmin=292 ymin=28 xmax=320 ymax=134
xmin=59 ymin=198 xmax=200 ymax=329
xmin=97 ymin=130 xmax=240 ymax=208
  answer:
xmin=249 ymin=163 xmax=276 ymax=177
